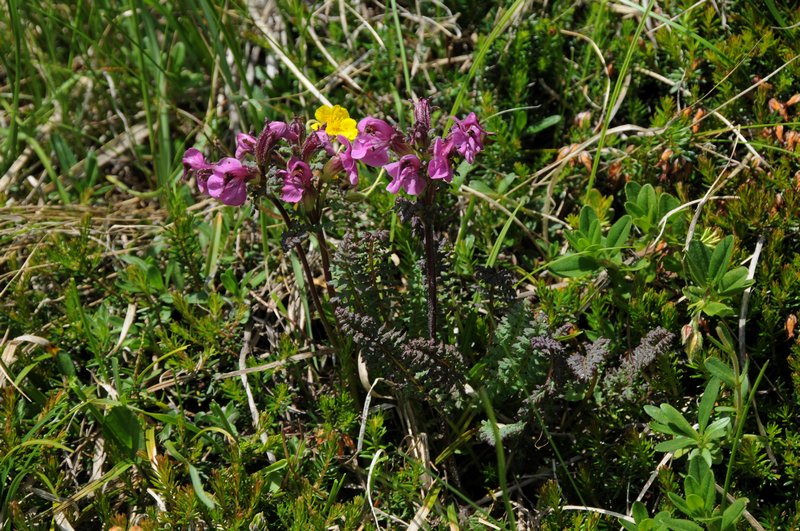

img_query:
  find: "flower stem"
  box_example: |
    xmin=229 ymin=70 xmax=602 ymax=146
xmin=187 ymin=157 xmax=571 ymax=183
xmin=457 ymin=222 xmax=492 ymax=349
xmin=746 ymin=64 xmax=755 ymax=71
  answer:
xmin=266 ymin=197 xmax=337 ymax=345
xmin=316 ymin=227 xmax=337 ymax=302
xmin=423 ymin=187 xmax=437 ymax=341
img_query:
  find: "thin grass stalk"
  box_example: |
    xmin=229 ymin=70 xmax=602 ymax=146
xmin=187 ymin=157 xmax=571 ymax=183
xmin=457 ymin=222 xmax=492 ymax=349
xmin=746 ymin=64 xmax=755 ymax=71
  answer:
xmin=722 ymin=360 xmax=769 ymax=510
xmin=479 ymin=388 xmax=516 ymax=530
xmin=390 ymin=0 xmax=412 ymax=97
xmin=4 ymin=0 xmax=22 ymax=167
xmin=532 ymin=406 xmax=587 ymax=506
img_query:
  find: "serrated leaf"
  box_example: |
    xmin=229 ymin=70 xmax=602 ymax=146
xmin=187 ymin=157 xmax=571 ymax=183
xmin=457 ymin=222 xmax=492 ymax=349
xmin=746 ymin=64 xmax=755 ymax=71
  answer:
xmin=658 ymin=403 xmax=697 ymax=438
xmin=528 ymin=114 xmax=561 ymax=134
xmin=650 ymin=421 xmax=680 ymax=436
xmin=220 ymin=268 xmax=238 ymax=295
xmin=657 ymin=517 xmax=703 ymax=531
xmin=658 ymin=193 xmax=680 ymax=218
xmin=704 ymin=417 xmax=731 ymax=440
xmin=687 ymin=455 xmax=714 ymax=507
xmin=466 ymin=180 xmax=495 ymax=196
xmin=644 ymin=404 xmax=671 ymax=425
xmin=625 ymin=200 xmax=646 ymax=221
xmin=621 ymin=258 xmax=650 ymax=272
xmin=588 ymin=218 xmax=602 ymax=246
xmin=146 ymin=264 xmax=164 ymax=292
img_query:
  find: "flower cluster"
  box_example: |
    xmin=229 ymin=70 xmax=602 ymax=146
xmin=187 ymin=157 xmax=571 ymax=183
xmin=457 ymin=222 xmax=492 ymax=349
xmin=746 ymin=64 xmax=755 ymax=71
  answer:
xmin=182 ymin=105 xmax=360 ymax=207
xmin=352 ymin=99 xmax=487 ymax=196
xmin=182 ymin=101 xmax=486 ymax=206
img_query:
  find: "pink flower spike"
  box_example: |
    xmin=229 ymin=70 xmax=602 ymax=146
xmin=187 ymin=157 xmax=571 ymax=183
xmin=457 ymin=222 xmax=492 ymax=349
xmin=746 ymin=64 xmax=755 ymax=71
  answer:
xmin=386 ymin=154 xmax=424 ymax=196
xmin=206 ymin=157 xmax=252 ymax=206
xmin=428 ymin=137 xmax=455 ymax=182
xmin=337 ymin=135 xmax=359 ymax=186
xmin=235 ymin=133 xmax=257 ymax=159
xmin=448 ymin=112 xmax=486 ymax=164
xmin=279 ymin=157 xmax=314 ymax=203
xmin=351 ymin=117 xmax=394 ymax=167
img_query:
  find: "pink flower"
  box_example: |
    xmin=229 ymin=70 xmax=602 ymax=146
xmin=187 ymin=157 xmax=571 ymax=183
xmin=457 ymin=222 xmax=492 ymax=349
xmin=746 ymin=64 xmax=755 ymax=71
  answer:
xmin=235 ymin=133 xmax=257 ymax=159
xmin=448 ymin=112 xmax=486 ymax=163
xmin=428 ymin=137 xmax=455 ymax=182
xmin=279 ymin=157 xmax=314 ymax=203
xmin=182 ymin=148 xmax=213 ymax=193
xmin=337 ymin=136 xmax=359 ymax=185
xmin=351 ymin=117 xmax=395 ymax=167
xmin=386 ymin=154 xmax=424 ymax=196
xmin=206 ymin=157 xmax=253 ymax=206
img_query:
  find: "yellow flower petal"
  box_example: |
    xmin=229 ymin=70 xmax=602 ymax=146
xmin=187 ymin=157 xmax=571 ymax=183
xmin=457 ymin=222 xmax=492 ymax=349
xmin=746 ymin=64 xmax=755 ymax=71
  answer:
xmin=315 ymin=105 xmax=333 ymax=124
xmin=313 ymin=104 xmax=357 ymax=140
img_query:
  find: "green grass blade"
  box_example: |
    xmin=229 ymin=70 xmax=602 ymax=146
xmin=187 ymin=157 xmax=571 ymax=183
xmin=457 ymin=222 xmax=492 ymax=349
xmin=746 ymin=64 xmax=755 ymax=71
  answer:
xmin=486 ymin=203 xmax=521 ymax=268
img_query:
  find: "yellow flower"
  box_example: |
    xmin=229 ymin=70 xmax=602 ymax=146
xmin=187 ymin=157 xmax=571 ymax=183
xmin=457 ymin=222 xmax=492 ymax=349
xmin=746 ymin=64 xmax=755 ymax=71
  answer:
xmin=310 ymin=104 xmax=358 ymax=141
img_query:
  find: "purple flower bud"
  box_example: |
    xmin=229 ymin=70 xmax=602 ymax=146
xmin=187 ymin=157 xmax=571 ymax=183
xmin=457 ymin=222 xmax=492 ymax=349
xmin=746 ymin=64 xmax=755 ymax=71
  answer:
xmin=386 ymin=154 xmax=424 ymax=196
xmin=351 ymin=117 xmax=395 ymax=167
xmin=301 ymin=129 xmax=335 ymax=162
xmin=279 ymin=157 xmax=314 ymax=203
xmin=289 ymin=117 xmax=305 ymax=143
xmin=206 ymin=157 xmax=254 ymax=206
xmin=411 ymin=98 xmax=432 ymax=148
xmin=448 ymin=112 xmax=486 ymax=163
xmin=428 ymin=137 xmax=455 ymax=182
xmin=255 ymin=120 xmax=299 ymax=165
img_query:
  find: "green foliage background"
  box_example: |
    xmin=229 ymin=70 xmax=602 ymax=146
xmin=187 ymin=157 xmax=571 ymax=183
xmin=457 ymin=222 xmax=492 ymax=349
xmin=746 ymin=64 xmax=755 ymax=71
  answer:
xmin=2 ymin=0 xmax=800 ymax=528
